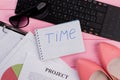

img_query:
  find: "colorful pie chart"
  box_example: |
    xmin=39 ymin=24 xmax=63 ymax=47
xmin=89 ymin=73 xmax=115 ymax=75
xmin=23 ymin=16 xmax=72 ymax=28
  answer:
xmin=1 ymin=64 xmax=23 ymax=80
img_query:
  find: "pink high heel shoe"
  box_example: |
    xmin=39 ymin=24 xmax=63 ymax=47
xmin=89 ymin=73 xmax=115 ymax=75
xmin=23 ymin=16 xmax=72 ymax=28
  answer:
xmin=98 ymin=42 xmax=120 ymax=79
xmin=76 ymin=59 xmax=111 ymax=80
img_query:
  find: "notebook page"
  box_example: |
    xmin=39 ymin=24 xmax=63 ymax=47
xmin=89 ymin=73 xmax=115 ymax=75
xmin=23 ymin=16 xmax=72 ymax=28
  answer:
xmin=35 ymin=20 xmax=85 ymax=61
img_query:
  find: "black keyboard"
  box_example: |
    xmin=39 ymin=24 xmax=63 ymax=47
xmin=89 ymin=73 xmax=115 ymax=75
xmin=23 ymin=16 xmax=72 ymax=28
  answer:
xmin=15 ymin=0 xmax=108 ymax=36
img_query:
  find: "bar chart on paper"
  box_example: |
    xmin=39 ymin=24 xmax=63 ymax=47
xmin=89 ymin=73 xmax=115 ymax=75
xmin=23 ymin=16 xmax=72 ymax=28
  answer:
xmin=1 ymin=64 xmax=23 ymax=80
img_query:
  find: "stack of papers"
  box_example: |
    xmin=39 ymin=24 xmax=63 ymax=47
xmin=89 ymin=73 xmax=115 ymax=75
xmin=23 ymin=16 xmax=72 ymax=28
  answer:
xmin=0 ymin=20 xmax=85 ymax=80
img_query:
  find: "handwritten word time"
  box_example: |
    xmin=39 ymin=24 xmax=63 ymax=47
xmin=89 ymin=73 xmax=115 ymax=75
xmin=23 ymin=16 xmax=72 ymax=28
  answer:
xmin=45 ymin=28 xmax=76 ymax=43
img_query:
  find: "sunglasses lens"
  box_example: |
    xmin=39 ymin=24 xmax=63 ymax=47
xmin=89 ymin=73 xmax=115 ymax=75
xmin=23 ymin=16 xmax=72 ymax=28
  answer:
xmin=18 ymin=16 xmax=29 ymax=28
xmin=9 ymin=15 xmax=29 ymax=28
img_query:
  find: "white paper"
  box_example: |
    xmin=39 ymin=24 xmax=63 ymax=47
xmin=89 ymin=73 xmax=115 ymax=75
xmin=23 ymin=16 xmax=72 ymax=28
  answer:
xmin=35 ymin=20 xmax=85 ymax=60
xmin=28 ymin=72 xmax=54 ymax=80
xmin=18 ymin=47 xmax=79 ymax=80
xmin=0 ymin=26 xmax=24 ymax=64
xmin=0 ymin=32 xmax=36 ymax=78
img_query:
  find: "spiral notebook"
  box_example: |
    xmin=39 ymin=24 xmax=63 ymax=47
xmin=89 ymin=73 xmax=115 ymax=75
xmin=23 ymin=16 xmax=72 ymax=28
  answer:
xmin=35 ymin=20 xmax=85 ymax=61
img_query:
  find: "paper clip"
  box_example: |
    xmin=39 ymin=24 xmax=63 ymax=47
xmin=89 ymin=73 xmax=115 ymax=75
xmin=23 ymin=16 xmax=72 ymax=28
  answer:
xmin=2 ymin=25 xmax=7 ymax=34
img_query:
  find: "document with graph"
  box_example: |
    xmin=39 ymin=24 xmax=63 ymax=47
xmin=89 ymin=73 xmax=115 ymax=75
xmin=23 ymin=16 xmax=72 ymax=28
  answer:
xmin=0 ymin=32 xmax=35 ymax=80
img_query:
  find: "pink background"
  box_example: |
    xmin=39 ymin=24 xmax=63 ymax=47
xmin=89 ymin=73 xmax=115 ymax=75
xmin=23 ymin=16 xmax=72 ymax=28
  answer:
xmin=0 ymin=0 xmax=120 ymax=68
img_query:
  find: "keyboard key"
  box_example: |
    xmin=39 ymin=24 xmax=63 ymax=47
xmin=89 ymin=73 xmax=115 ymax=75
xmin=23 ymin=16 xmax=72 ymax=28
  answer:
xmin=85 ymin=9 xmax=91 ymax=14
xmin=87 ymin=22 xmax=102 ymax=29
xmin=93 ymin=1 xmax=97 ymax=4
xmin=81 ymin=19 xmax=87 ymax=25
xmin=90 ymin=10 xmax=96 ymax=16
xmin=103 ymin=3 xmax=108 ymax=7
xmin=85 ymin=14 xmax=91 ymax=20
xmin=95 ymin=5 xmax=107 ymax=13
xmin=96 ymin=12 xmax=105 ymax=24
xmin=89 ymin=3 xmax=96 ymax=9
xmin=90 ymin=16 xmax=96 ymax=22
xmin=88 ymin=0 xmax=93 ymax=2
xmin=83 ymin=1 xmax=88 ymax=7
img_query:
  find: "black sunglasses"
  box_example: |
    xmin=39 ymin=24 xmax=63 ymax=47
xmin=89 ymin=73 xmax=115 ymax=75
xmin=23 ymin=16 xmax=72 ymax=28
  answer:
xmin=9 ymin=2 xmax=48 ymax=28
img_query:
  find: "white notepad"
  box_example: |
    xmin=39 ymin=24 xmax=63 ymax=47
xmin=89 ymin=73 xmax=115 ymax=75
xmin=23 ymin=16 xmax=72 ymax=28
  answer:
xmin=35 ymin=20 xmax=85 ymax=60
